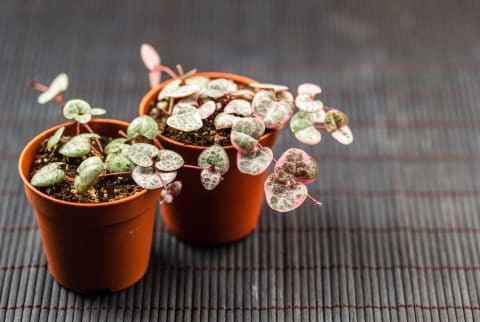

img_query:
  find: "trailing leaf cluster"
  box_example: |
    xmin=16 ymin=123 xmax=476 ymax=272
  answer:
xmin=141 ymin=44 xmax=354 ymax=211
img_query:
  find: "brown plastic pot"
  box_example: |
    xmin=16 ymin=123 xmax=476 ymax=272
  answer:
xmin=18 ymin=119 xmax=161 ymax=293
xmin=139 ymin=72 xmax=279 ymax=244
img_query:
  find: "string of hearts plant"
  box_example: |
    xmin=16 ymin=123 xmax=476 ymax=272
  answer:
xmin=140 ymin=44 xmax=354 ymax=212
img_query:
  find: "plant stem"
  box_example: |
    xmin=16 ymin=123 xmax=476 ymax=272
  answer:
xmin=306 ymin=194 xmax=322 ymax=207
xmin=153 ymin=137 xmax=165 ymax=150
xmin=99 ymin=172 xmax=131 ymax=178
xmin=82 ymin=123 xmax=104 ymax=153
xmin=314 ymin=125 xmax=327 ymax=130
xmin=183 ymin=164 xmax=203 ymax=171
xmin=152 ymin=64 xmax=178 ymax=79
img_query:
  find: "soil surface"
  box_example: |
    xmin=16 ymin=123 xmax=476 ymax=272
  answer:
xmin=30 ymin=136 xmax=142 ymax=203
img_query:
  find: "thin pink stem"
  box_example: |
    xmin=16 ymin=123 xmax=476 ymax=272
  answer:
xmin=154 ymin=167 xmax=167 ymax=189
xmin=314 ymin=125 xmax=327 ymax=130
xmin=82 ymin=123 xmax=103 ymax=153
xmin=30 ymin=81 xmax=66 ymax=106
xmin=151 ymin=64 xmax=178 ymax=79
xmin=307 ymin=193 xmax=322 ymax=207
xmin=99 ymin=172 xmax=131 ymax=178
xmin=64 ymin=175 xmax=74 ymax=182
xmin=183 ymin=164 xmax=203 ymax=171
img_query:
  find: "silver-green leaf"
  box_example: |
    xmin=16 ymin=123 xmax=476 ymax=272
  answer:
xmin=30 ymin=162 xmax=65 ymax=187
xmin=37 ymin=73 xmax=69 ymax=104
xmin=63 ymin=99 xmax=92 ymax=124
xmin=237 ymin=147 xmax=273 ymax=175
xmin=47 ymin=127 xmax=65 ymax=150
xmin=197 ymin=145 xmax=230 ymax=175
xmin=155 ymin=149 xmax=184 ymax=171
xmin=128 ymin=143 xmax=159 ymax=167
xmin=74 ymin=156 xmax=104 ymax=193
xmin=127 ymin=115 xmax=159 ymax=140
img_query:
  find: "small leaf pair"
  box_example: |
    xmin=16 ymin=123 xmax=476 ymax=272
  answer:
xmin=129 ymin=143 xmax=184 ymax=190
xmin=264 ymin=149 xmax=319 ymax=212
xmin=74 ymin=156 xmax=104 ymax=193
xmin=104 ymin=138 xmax=134 ymax=173
xmin=58 ymin=133 xmax=101 ymax=158
xmin=214 ymin=99 xmax=252 ymax=129
xmin=197 ymin=145 xmax=229 ymax=190
xmin=37 ymin=73 xmax=69 ymax=105
xmin=63 ymin=99 xmax=106 ymax=124
xmin=231 ymin=118 xmax=274 ymax=176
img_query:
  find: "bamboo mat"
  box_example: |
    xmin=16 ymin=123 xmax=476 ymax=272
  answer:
xmin=1 ymin=0 xmax=480 ymax=321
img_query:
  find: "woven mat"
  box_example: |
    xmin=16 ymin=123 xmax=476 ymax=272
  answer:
xmin=1 ymin=0 xmax=480 ymax=321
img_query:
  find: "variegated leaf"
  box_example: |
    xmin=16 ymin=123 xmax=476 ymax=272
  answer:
xmin=37 ymin=73 xmax=69 ymax=104
xmin=331 ymin=126 xmax=354 ymax=145
xmin=324 ymin=110 xmax=349 ymax=132
xmin=224 ymin=99 xmax=252 ymax=116
xmin=237 ymin=147 xmax=273 ymax=175
xmin=197 ymin=145 xmax=230 ymax=175
xmin=264 ymin=173 xmax=308 ymax=212
xmin=290 ymin=111 xmax=321 ymax=145
xmin=131 ymin=166 xmax=176 ymax=190
xmin=166 ymin=106 xmax=203 ymax=132
xmin=155 ymin=149 xmax=184 ymax=171
xmin=63 ymin=99 xmax=92 ymax=124
xmin=200 ymin=168 xmax=222 ymax=190
xmin=58 ymin=134 xmax=100 ymax=158
xmin=204 ymin=78 xmax=237 ymax=98
xmin=275 ymin=148 xmax=318 ymax=184
xmin=105 ymin=153 xmax=134 ymax=173
xmin=30 ymin=162 xmax=65 ymax=187
xmin=230 ymin=118 xmax=265 ymax=154
xmin=297 ymin=83 xmax=321 ymax=97
xmin=295 ymin=94 xmax=323 ymax=112
xmin=75 ymin=156 xmax=104 ymax=193
xmin=47 ymin=127 xmax=65 ymax=150
xmin=250 ymin=82 xmax=288 ymax=92
xmin=213 ymin=112 xmax=241 ymax=129
xmin=127 ymin=115 xmax=159 ymax=140
xmin=198 ymin=100 xmax=216 ymax=119
xmin=252 ymin=91 xmax=294 ymax=129
xmin=128 ymin=143 xmax=159 ymax=167
xmin=157 ymin=79 xmax=181 ymax=100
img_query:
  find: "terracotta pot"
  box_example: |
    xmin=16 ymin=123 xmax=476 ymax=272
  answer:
xmin=139 ymin=72 xmax=279 ymax=244
xmin=18 ymin=119 xmax=160 ymax=293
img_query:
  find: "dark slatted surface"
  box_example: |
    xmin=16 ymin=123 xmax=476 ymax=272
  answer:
xmin=1 ymin=0 xmax=480 ymax=321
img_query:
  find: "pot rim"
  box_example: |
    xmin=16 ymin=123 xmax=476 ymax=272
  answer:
xmin=18 ymin=118 xmax=150 ymax=208
xmin=138 ymin=71 xmax=277 ymax=151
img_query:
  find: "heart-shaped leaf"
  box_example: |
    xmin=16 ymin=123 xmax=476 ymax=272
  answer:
xmin=104 ymin=138 xmax=128 ymax=154
xmin=31 ymin=162 xmax=65 ymax=187
xmin=166 ymin=180 xmax=183 ymax=197
xmin=185 ymin=76 xmax=209 ymax=90
xmin=127 ymin=115 xmax=159 ymax=140
xmin=198 ymin=144 xmax=230 ymax=175
xmin=213 ymin=112 xmax=242 ymax=129
xmin=75 ymin=156 xmax=104 ymax=193
xmin=224 ymin=99 xmax=252 ymax=116
xmin=264 ymin=173 xmax=308 ymax=212
xmin=295 ymin=94 xmax=323 ymax=113
xmin=105 ymin=153 xmax=135 ymax=173
xmin=200 ymin=168 xmax=222 ymax=190
xmin=230 ymin=118 xmax=265 ymax=154
xmin=166 ymin=106 xmax=203 ymax=132
xmin=160 ymin=189 xmax=174 ymax=203
xmin=155 ymin=149 xmax=184 ymax=171
xmin=204 ymin=78 xmax=237 ymax=98
xmin=197 ymin=100 xmax=216 ymax=119
xmin=250 ymin=82 xmax=288 ymax=92
xmin=157 ymin=79 xmax=181 ymax=100
xmin=47 ymin=127 xmax=65 ymax=150
xmin=131 ymin=166 xmax=176 ymax=190
xmin=90 ymin=107 xmax=107 ymax=116
xmin=237 ymin=147 xmax=273 ymax=175
xmin=252 ymin=91 xmax=294 ymax=129
xmin=58 ymin=134 xmax=100 ymax=157
xmin=275 ymin=148 xmax=318 ymax=184
xmin=128 ymin=143 xmax=159 ymax=167
xmin=63 ymin=99 xmax=92 ymax=124
xmin=38 ymin=73 xmax=69 ymax=104
xmin=297 ymin=83 xmax=322 ymax=97
xmin=290 ymin=111 xmax=322 ymax=145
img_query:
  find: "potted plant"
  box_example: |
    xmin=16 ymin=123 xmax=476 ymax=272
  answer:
xmin=18 ymin=74 xmax=176 ymax=293
xmin=137 ymin=44 xmax=354 ymax=244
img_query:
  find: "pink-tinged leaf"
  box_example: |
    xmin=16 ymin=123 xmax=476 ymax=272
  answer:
xmin=198 ymin=100 xmax=216 ymax=119
xmin=275 ymin=148 xmax=318 ymax=184
xmin=237 ymin=147 xmax=273 ymax=175
xmin=230 ymin=118 xmax=265 ymax=154
xmin=157 ymin=79 xmax=181 ymax=100
xmin=176 ymin=97 xmax=198 ymax=108
xmin=167 ymin=181 xmax=182 ymax=197
xmin=38 ymin=73 xmax=69 ymax=104
xmin=297 ymin=83 xmax=321 ymax=97
xmin=295 ymin=94 xmax=323 ymax=113
xmin=200 ymin=168 xmax=222 ymax=190
xmin=264 ymin=173 xmax=308 ymax=212
xmin=140 ymin=43 xmax=161 ymax=70
xmin=331 ymin=126 xmax=354 ymax=145
xmin=250 ymin=82 xmax=289 ymax=92
xmin=167 ymin=106 xmax=203 ymax=132
xmin=294 ymin=127 xmax=322 ymax=145
xmin=289 ymin=111 xmax=321 ymax=145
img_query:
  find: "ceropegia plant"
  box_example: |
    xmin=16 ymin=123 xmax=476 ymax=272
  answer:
xmin=139 ymin=44 xmax=354 ymax=212
xmin=28 ymin=73 xmax=233 ymax=202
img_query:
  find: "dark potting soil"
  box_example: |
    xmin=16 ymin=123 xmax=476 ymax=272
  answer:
xmin=30 ymin=137 xmax=143 ymax=203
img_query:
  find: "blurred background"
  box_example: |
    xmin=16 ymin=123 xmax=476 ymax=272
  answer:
xmin=2 ymin=0 xmax=480 ymax=321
